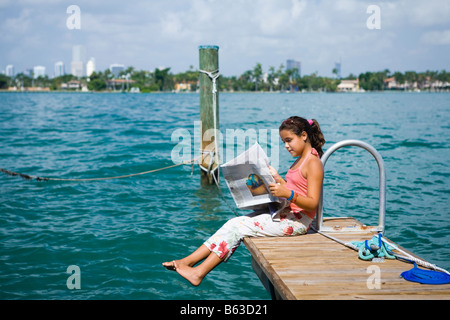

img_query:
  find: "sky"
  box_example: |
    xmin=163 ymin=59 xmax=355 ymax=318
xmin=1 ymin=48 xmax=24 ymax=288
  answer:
xmin=1 ymin=0 xmax=450 ymax=78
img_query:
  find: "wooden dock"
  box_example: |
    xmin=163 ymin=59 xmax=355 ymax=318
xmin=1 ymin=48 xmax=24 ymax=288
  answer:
xmin=244 ymin=217 xmax=450 ymax=300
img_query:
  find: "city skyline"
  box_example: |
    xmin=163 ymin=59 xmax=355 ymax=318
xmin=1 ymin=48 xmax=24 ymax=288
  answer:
xmin=1 ymin=42 xmax=305 ymax=79
xmin=1 ymin=1 xmax=450 ymax=78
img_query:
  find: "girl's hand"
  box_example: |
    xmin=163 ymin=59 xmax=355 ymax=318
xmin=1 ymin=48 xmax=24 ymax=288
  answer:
xmin=268 ymin=165 xmax=285 ymax=184
xmin=268 ymin=183 xmax=290 ymax=199
xmin=268 ymin=165 xmax=278 ymax=177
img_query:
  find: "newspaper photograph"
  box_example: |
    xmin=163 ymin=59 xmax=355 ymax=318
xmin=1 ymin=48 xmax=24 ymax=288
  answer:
xmin=221 ymin=143 xmax=288 ymax=217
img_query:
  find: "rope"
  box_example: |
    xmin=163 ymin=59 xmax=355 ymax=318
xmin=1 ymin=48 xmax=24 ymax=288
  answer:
xmin=401 ymin=263 xmax=450 ymax=284
xmin=197 ymin=69 xmax=239 ymax=218
xmin=310 ymin=225 xmax=450 ymax=275
xmin=310 ymin=225 xmax=359 ymax=251
xmin=199 ymin=69 xmax=220 ymax=178
xmin=0 ymin=157 xmax=199 ymax=182
xmin=199 ymin=69 xmax=220 ymax=96
xmin=196 ymin=67 xmax=240 ymax=218
xmin=199 ymin=150 xmax=216 ymax=175
xmin=379 ymin=236 xmax=450 ymax=275
xmin=2 ymin=153 xmax=240 ymax=218
xmin=354 ymin=233 xmax=396 ymax=261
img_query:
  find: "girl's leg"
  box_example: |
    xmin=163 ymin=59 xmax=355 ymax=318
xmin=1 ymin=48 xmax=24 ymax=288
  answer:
xmin=162 ymin=244 xmax=211 ymax=270
xmin=163 ymin=211 xmax=310 ymax=286
xmin=172 ymin=213 xmax=289 ymax=286
xmin=173 ymin=249 xmax=223 ymax=286
xmin=162 ymin=215 xmax=257 ymax=285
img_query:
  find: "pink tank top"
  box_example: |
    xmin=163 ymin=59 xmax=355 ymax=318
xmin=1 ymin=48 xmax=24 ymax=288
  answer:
xmin=285 ymin=148 xmax=319 ymax=219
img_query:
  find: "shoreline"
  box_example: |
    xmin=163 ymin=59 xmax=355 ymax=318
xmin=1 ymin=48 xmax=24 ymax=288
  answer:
xmin=1 ymin=89 xmax=449 ymax=94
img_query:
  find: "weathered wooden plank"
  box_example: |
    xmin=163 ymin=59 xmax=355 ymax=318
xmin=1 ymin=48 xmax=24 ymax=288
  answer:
xmin=244 ymin=234 xmax=296 ymax=300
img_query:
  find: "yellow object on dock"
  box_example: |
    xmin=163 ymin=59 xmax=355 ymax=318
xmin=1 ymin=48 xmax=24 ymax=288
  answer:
xmin=244 ymin=217 xmax=450 ymax=300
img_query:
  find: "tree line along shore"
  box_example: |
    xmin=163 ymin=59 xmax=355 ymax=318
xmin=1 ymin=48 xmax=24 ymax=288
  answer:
xmin=1 ymin=63 xmax=449 ymax=93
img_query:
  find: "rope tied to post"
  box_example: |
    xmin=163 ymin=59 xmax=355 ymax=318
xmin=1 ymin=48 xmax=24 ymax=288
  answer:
xmin=199 ymin=69 xmax=220 ymax=94
xmin=198 ymin=69 xmax=220 ymax=178
xmin=0 ymin=157 xmax=199 ymax=182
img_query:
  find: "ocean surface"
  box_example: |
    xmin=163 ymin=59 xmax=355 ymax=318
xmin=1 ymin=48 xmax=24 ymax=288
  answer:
xmin=0 ymin=91 xmax=449 ymax=300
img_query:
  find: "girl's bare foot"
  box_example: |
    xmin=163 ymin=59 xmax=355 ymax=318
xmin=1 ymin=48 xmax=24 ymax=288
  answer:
xmin=174 ymin=262 xmax=204 ymax=287
xmin=162 ymin=258 xmax=193 ymax=271
xmin=162 ymin=247 xmax=221 ymax=287
xmin=162 ymin=260 xmax=177 ymax=271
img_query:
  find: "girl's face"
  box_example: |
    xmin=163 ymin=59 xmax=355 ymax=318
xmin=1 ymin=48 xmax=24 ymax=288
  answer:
xmin=280 ymin=129 xmax=307 ymax=157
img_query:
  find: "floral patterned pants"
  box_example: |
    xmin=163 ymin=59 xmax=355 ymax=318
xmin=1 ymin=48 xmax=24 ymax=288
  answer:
xmin=203 ymin=208 xmax=313 ymax=262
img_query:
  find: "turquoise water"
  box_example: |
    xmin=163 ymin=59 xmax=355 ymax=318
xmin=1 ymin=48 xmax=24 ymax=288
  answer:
xmin=0 ymin=91 xmax=449 ymax=300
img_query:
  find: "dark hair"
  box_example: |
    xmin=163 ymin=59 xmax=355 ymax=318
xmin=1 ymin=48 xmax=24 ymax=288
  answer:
xmin=279 ymin=116 xmax=326 ymax=158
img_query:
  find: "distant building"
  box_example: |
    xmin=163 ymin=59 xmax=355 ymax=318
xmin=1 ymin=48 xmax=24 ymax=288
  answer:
xmin=384 ymin=77 xmax=416 ymax=91
xmin=337 ymin=79 xmax=359 ymax=92
xmin=286 ymin=59 xmax=301 ymax=77
xmin=71 ymin=45 xmax=86 ymax=77
xmin=25 ymin=68 xmax=33 ymax=77
xmin=334 ymin=62 xmax=341 ymax=78
xmin=71 ymin=62 xmax=84 ymax=77
xmin=54 ymin=61 xmax=65 ymax=77
xmin=20 ymin=87 xmax=50 ymax=92
xmin=6 ymin=65 xmax=14 ymax=77
xmin=33 ymin=66 xmax=46 ymax=78
xmin=110 ymin=64 xmax=125 ymax=77
xmin=107 ymin=78 xmax=136 ymax=91
xmin=383 ymin=77 xmax=398 ymax=90
xmin=72 ymin=45 xmax=86 ymax=63
xmin=86 ymin=58 xmax=96 ymax=77
xmin=61 ymin=80 xmax=81 ymax=90
xmin=174 ymin=81 xmax=198 ymax=92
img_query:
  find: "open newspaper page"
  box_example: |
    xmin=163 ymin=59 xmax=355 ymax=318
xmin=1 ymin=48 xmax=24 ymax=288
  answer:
xmin=221 ymin=143 xmax=288 ymax=219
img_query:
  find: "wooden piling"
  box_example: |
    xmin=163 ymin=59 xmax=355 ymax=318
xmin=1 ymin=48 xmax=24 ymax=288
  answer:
xmin=199 ymin=45 xmax=220 ymax=185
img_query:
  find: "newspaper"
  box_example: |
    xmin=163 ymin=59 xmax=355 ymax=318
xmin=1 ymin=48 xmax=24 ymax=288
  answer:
xmin=221 ymin=143 xmax=289 ymax=218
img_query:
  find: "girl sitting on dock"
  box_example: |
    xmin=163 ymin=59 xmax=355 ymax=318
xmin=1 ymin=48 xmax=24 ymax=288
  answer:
xmin=163 ymin=116 xmax=326 ymax=286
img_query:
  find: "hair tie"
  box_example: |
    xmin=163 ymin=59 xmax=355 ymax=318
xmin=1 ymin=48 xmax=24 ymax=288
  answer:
xmin=308 ymin=119 xmax=313 ymax=126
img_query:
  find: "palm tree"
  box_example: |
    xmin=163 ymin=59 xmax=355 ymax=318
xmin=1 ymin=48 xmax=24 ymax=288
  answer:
xmin=267 ymin=66 xmax=276 ymax=92
xmin=253 ymin=63 xmax=263 ymax=91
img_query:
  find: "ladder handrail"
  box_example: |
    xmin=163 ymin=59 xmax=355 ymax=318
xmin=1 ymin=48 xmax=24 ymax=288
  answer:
xmin=316 ymin=140 xmax=386 ymax=234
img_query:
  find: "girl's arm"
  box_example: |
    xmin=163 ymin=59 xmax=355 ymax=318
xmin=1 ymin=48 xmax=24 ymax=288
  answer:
xmin=293 ymin=158 xmax=323 ymax=211
xmin=268 ymin=158 xmax=323 ymax=212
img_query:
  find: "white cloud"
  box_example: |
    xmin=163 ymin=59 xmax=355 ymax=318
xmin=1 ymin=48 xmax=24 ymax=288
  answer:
xmin=291 ymin=0 xmax=306 ymax=19
xmin=1 ymin=7 xmax=33 ymax=36
xmin=333 ymin=0 xmax=360 ymax=14
xmin=0 ymin=0 xmax=449 ymax=76
xmin=251 ymin=1 xmax=294 ymax=36
xmin=421 ymin=30 xmax=450 ymax=45
xmin=0 ymin=0 xmax=12 ymax=7
xmin=405 ymin=0 xmax=450 ymax=27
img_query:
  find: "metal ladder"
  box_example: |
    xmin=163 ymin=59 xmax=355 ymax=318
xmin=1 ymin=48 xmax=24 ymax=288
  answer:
xmin=315 ymin=140 xmax=386 ymax=234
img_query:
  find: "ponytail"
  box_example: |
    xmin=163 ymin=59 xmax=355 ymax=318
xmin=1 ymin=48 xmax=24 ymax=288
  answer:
xmin=279 ymin=116 xmax=326 ymax=158
xmin=308 ymin=119 xmax=325 ymax=158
